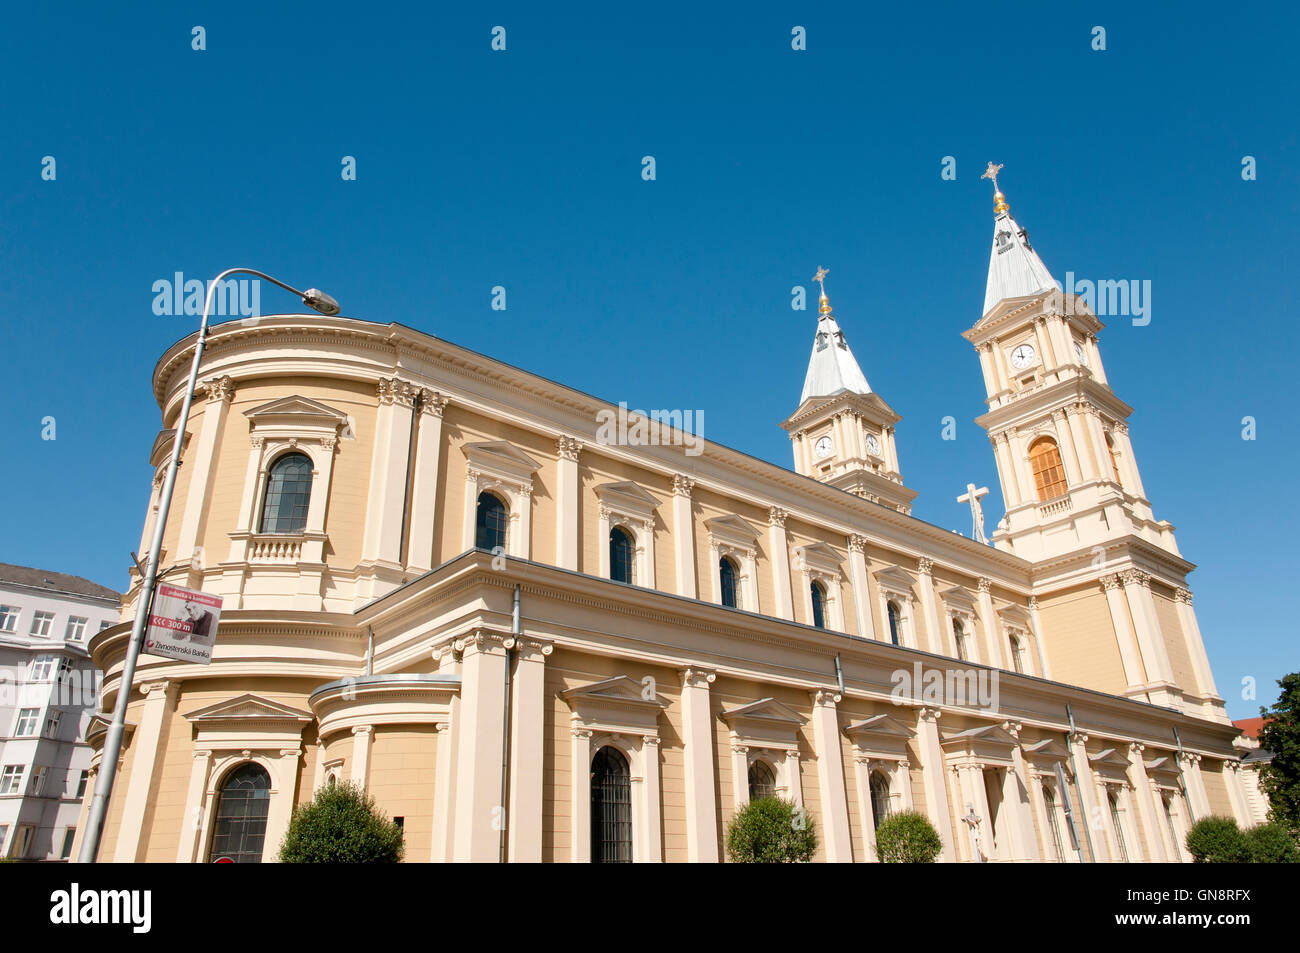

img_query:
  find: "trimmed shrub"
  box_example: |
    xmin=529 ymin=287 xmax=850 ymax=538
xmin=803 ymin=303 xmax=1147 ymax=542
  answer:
xmin=874 ymin=810 xmax=943 ymax=863
xmin=279 ymin=781 xmax=404 ymax=863
xmin=1185 ymin=816 xmax=1250 ymax=863
xmin=726 ymin=796 xmax=817 ymax=863
xmin=1244 ymin=822 xmax=1300 ymax=863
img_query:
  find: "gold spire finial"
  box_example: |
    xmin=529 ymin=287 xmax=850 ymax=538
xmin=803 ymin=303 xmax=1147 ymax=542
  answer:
xmin=812 ymin=266 xmax=831 ymax=314
xmin=982 ymin=161 xmax=1009 ymax=214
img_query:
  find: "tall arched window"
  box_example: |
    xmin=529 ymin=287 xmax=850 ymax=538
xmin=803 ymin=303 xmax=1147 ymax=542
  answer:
xmin=887 ymin=601 xmax=902 ymax=647
xmin=590 ymin=746 xmax=632 ymax=864
xmin=1009 ymin=634 xmax=1024 ymax=673
xmin=869 ymin=771 xmax=892 ymax=830
xmin=259 ymin=452 xmax=313 ymax=534
xmin=810 ymin=582 xmax=827 ymax=629
xmin=1042 ymin=785 xmax=1065 ymax=861
xmin=1162 ymin=794 xmax=1181 ymax=857
xmin=952 ymin=619 xmax=967 ymax=661
xmin=207 ymin=763 xmax=271 ymax=863
xmin=475 ymin=492 xmax=508 ymax=552
xmin=719 ymin=556 xmax=739 ymax=609
xmin=1028 ymin=437 xmax=1068 ymax=501
xmin=609 ymin=527 xmax=635 ymax=584
xmin=1108 ymin=790 xmax=1129 ymax=862
xmin=748 ymin=761 xmax=776 ymax=801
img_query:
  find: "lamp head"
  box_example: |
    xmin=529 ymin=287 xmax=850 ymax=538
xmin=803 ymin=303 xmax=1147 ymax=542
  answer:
xmin=301 ymin=289 xmax=340 ymax=316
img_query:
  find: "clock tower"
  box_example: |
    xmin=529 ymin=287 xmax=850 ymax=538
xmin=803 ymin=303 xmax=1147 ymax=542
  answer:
xmin=781 ymin=268 xmax=917 ymax=514
xmin=963 ymin=164 xmax=1178 ymax=563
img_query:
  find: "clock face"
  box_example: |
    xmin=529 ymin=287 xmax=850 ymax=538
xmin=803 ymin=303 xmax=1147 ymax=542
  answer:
xmin=1074 ymin=341 xmax=1087 ymax=365
xmin=1010 ymin=344 xmax=1036 ymax=369
xmin=865 ymin=433 xmax=881 ymax=456
xmin=814 ymin=436 xmax=833 ymax=458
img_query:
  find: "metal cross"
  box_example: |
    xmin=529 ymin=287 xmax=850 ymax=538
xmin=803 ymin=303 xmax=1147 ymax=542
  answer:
xmin=981 ymin=161 xmax=1003 ymax=192
xmin=812 ymin=266 xmax=829 ymax=297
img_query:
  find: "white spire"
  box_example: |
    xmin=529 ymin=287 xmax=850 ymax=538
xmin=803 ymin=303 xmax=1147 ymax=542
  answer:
xmin=980 ymin=162 xmax=1057 ymax=316
xmin=800 ymin=267 xmax=872 ymax=403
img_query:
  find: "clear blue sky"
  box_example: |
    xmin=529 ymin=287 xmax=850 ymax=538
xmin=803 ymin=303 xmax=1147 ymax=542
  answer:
xmin=1 ymin=2 xmax=1294 ymax=719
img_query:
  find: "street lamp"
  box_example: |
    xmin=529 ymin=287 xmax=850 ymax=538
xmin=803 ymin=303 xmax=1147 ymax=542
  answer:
xmin=78 ymin=268 xmax=340 ymax=863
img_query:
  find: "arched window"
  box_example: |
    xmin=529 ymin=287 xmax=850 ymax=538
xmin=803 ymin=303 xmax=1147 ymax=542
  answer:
xmin=475 ymin=492 xmax=508 ymax=552
xmin=810 ymin=582 xmax=827 ymax=629
xmin=259 ymin=452 xmax=313 ymax=534
xmin=1042 ymin=785 xmax=1065 ymax=861
xmin=1108 ymin=790 xmax=1129 ymax=862
xmin=1009 ymin=634 xmax=1024 ymax=673
xmin=748 ymin=761 xmax=776 ymax=801
xmin=207 ymin=763 xmax=271 ymax=863
xmin=887 ymin=601 xmax=902 ymax=647
xmin=1028 ymin=437 xmax=1068 ymax=501
xmin=869 ymin=771 xmax=892 ymax=830
xmin=609 ymin=527 xmax=635 ymax=584
xmin=1162 ymin=794 xmax=1181 ymax=857
xmin=952 ymin=619 xmax=967 ymax=661
xmin=1106 ymin=433 xmax=1124 ymax=487
xmin=590 ymin=746 xmax=632 ymax=863
xmin=719 ymin=556 xmax=739 ymax=609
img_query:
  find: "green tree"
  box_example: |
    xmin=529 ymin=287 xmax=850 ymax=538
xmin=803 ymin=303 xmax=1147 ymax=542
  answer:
xmin=278 ymin=781 xmax=404 ymax=863
xmin=1243 ymin=822 xmax=1300 ymax=863
xmin=725 ymin=796 xmax=817 ymax=863
xmin=874 ymin=810 xmax=943 ymax=863
xmin=1184 ymin=816 xmax=1250 ymax=863
xmin=1257 ymin=672 xmax=1300 ymax=834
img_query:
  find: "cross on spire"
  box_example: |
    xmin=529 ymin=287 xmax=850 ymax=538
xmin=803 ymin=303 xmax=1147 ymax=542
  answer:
xmin=982 ymin=162 xmax=1009 ymax=214
xmin=812 ymin=266 xmax=829 ymax=297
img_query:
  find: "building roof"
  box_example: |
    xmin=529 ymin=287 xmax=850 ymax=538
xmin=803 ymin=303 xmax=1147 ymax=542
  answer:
xmin=0 ymin=562 xmax=120 ymax=603
xmin=800 ymin=305 xmax=873 ymax=403
xmin=983 ymin=202 xmax=1058 ymax=317
xmin=1234 ymin=717 xmax=1266 ymax=740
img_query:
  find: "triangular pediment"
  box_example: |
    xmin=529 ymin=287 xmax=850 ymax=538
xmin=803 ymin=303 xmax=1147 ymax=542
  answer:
xmin=796 ymin=542 xmax=841 ymax=562
xmin=704 ymin=514 xmax=760 ymax=544
xmin=998 ymin=604 xmax=1032 ymax=627
xmin=244 ymin=395 xmax=349 ymax=423
xmin=721 ymin=697 xmax=808 ymax=728
xmin=462 ymin=440 xmax=541 ymax=474
xmin=1089 ymin=746 xmax=1133 ymax=770
xmin=873 ymin=565 xmax=916 ymax=597
xmin=942 ymin=723 xmax=1020 ymax=749
xmin=940 ymin=585 xmax=978 ymax=613
xmin=844 ymin=713 xmax=915 ymax=741
xmin=561 ymin=676 xmax=667 ymax=710
xmin=1144 ymin=755 xmax=1180 ymax=777
xmin=185 ymin=693 xmax=312 ymax=724
xmin=1022 ymin=737 xmax=1070 ymax=762
xmin=594 ymin=481 xmax=662 ymax=513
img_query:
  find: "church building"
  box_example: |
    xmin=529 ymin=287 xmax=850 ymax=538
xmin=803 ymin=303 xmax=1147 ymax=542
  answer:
xmin=78 ymin=167 xmax=1249 ymax=863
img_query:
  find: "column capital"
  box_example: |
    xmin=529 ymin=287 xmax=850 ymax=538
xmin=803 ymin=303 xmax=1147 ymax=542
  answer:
xmin=1027 ymin=595 xmax=1040 ymax=610
xmin=918 ymin=706 xmax=942 ymax=723
xmin=1100 ymin=573 xmax=1123 ymax=592
xmin=452 ymin=628 xmax=514 ymax=657
xmin=140 ymin=679 xmax=172 ymax=697
xmin=810 ymin=688 xmax=841 ymax=708
xmin=204 ymin=375 xmax=236 ymax=404
xmin=193 ymin=749 xmax=214 ymax=762
xmin=731 ymin=743 xmax=750 ymax=755
xmin=351 ymin=725 xmax=373 ymax=738
xmin=1174 ymin=587 xmax=1193 ymax=605
xmin=1069 ymin=731 xmax=1089 ymax=745
xmin=977 ymin=577 xmax=993 ymax=594
xmin=514 ymin=635 xmax=554 ymax=661
xmin=681 ymin=667 xmax=716 ymax=689
xmin=767 ymin=505 xmax=787 ymax=528
xmin=672 ymin=474 xmax=695 ymax=497
xmin=556 ymin=434 xmax=583 ymax=461
xmin=279 ymin=747 xmax=303 ymax=760
xmin=1001 ymin=720 xmax=1022 ymax=738
xmin=917 ymin=557 xmax=935 ymax=577
xmin=1119 ymin=568 xmax=1151 ymax=589
xmin=1129 ymin=741 xmax=1145 ymax=755
xmin=420 ymin=389 xmax=448 ymax=416
xmin=378 ymin=377 xmax=419 ymax=408
xmin=848 ymin=534 xmax=867 ymax=554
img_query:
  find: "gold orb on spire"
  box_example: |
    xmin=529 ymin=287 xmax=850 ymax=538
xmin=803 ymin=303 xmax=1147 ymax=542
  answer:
xmin=812 ymin=266 xmax=832 ymax=314
xmin=982 ymin=161 xmax=1010 ymax=214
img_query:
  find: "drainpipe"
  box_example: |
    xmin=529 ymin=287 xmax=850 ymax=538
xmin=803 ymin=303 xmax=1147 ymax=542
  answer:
xmin=366 ymin=627 xmax=374 ymax=676
xmin=1065 ymin=704 xmax=1096 ymax=862
xmin=397 ymin=390 xmax=421 ymax=567
xmin=834 ymin=654 xmax=845 ymax=697
xmin=499 ymin=585 xmax=519 ymax=863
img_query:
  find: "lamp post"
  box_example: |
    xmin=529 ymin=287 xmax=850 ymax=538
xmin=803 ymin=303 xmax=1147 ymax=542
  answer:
xmin=78 ymin=268 xmax=339 ymax=863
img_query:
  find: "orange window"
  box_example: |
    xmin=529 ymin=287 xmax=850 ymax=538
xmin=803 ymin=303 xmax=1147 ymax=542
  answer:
xmin=1028 ymin=438 xmax=1068 ymax=500
xmin=1106 ymin=434 xmax=1124 ymax=486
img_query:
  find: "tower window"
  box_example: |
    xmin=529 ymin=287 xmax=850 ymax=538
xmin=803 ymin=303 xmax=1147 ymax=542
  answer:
xmin=810 ymin=581 xmax=827 ymax=629
xmin=887 ymin=601 xmax=902 ymax=647
xmin=1028 ymin=437 xmax=1068 ymax=501
xmin=259 ymin=452 xmax=313 ymax=534
xmin=952 ymin=619 xmax=967 ymax=661
xmin=1105 ymin=434 xmax=1124 ymax=487
xmin=1009 ymin=634 xmax=1024 ymax=673
xmin=475 ymin=492 xmax=509 ymax=552
xmin=719 ymin=556 xmax=739 ymax=609
xmin=609 ymin=527 xmax=635 ymax=584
